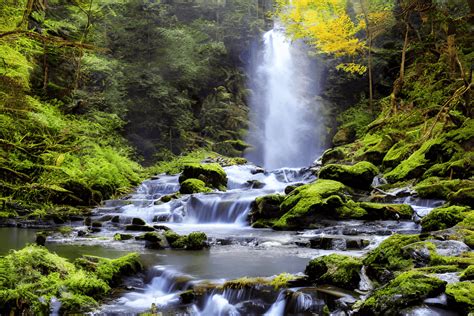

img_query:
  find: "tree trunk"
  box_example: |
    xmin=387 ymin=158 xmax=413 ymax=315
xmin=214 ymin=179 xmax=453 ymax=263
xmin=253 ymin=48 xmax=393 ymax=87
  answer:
xmin=391 ymin=21 xmax=409 ymax=114
xmin=359 ymin=0 xmax=373 ymax=112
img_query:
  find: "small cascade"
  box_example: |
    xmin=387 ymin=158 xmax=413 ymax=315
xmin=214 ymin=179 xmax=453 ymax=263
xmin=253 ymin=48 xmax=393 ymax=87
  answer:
xmin=358 ymin=266 xmax=373 ymax=292
xmin=264 ymin=291 xmax=286 ymax=316
xmin=195 ymin=294 xmax=240 ymax=316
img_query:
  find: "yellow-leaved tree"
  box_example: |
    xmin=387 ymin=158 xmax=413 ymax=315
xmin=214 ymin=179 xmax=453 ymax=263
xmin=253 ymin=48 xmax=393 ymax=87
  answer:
xmin=277 ymin=0 xmax=395 ymax=109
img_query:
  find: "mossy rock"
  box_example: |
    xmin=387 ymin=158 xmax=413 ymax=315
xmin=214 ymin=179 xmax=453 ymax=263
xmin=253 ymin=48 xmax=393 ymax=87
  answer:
xmin=179 ymin=163 xmax=227 ymax=191
xmin=363 ymin=234 xmax=420 ymax=282
xmin=0 ymin=245 xmax=142 ymax=314
xmin=414 ymin=177 xmax=473 ymax=200
xmin=318 ymin=161 xmax=379 ymax=190
xmin=361 ymin=134 xmax=395 ymax=165
xmin=321 ymin=147 xmax=346 ymax=165
xmin=382 ymin=141 xmax=414 ymax=169
xmin=274 ymin=180 xmax=364 ymax=230
xmin=131 ymin=217 xmax=146 ymax=225
xmin=164 ymin=230 xmax=207 ymax=250
xmin=113 ymin=233 xmax=134 ymax=241
xmin=248 ymin=194 xmax=285 ymax=224
xmin=357 ymin=271 xmax=446 ymax=315
xmin=460 ymin=265 xmax=474 ymax=281
xmin=332 ymin=125 xmax=356 ymax=146
xmin=305 ymin=254 xmax=362 ymax=289
xmin=135 ymin=232 xmax=166 ymax=249
xmin=179 ymin=178 xmax=212 ymax=194
xmin=423 ymin=152 xmax=474 ymax=179
xmin=359 ymin=202 xmax=414 ymax=220
xmin=448 ymin=187 xmax=474 ymax=206
xmin=420 ymin=206 xmax=471 ymax=232
xmin=445 ymin=281 xmax=474 ymax=313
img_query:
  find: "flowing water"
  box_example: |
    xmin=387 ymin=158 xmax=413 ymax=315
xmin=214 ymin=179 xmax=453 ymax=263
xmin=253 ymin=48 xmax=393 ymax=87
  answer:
xmin=246 ymin=24 xmax=324 ymax=169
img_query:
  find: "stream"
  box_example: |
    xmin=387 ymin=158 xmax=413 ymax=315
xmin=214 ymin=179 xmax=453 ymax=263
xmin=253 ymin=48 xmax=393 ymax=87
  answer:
xmin=1 ymin=162 xmax=444 ymax=315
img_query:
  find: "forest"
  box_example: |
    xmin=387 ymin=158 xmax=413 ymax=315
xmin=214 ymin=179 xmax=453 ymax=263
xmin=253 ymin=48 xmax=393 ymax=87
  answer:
xmin=0 ymin=0 xmax=472 ymax=314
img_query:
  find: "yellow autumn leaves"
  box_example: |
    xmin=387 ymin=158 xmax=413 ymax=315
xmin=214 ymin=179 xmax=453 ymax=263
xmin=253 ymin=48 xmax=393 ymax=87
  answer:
xmin=277 ymin=0 xmax=394 ymax=75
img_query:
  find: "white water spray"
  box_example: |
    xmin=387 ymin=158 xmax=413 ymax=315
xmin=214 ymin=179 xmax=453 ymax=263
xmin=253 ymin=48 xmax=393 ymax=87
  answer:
xmin=246 ymin=24 xmax=324 ymax=169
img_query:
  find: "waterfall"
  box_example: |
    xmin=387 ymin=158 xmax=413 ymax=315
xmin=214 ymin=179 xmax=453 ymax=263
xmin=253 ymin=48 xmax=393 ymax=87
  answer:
xmin=246 ymin=24 xmax=324 ymax=170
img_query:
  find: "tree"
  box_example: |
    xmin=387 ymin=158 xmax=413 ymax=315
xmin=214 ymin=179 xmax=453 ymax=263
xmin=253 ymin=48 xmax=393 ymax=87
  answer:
xmin=277 ymin=0 xmax=394 ymax=110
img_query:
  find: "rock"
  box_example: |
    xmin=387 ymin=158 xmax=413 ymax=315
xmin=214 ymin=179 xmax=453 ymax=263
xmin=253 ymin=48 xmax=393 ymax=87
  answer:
xmin=274 ymin=180 xmax=366 ymax=230
xmin=125 ymin=224 xmax=155 ymax=232
xmin=164 ymin=230 xmax=208 ymax=250
xmin=305 ymin=254 xmax=362 ymax=289
xmin=415 ymin=178 xmax=473 ymax=200
xmin=113 ymin=233 xmax=134 ymax=241
xmin=111 ymin=215 xmax=120 ymax=223
xmin=363 ymin=234 xmax=420 ymax=282
xmin=35 ymin=232 xmax=47 ymax=246
xmin=136 ymin=232 xmax=166 ymax=249
xmin=359 ymin=202 xmax=414 ymax=220
xmin=401 ymin=241 xmax=436 ymax=268
xmin=179 ymin=178 xmax=212 ymax=194
xmin=358 ymin=272 xmax=446 ymax=315
xmin=153 ymin=225 xmax=171 ymax=231
xmin=460 ymin=265 xmax=474 ymax=281
xmin=84 ymin=217 xmax=92 ymax=226
xmin=332 ymin=125 xmax=356 ymax=146
xmin=131 ymin=217 xmax=146 ymax=226
xmin=420 ymin=206 xmax=470 ymax=232
xmin=445 ymin=281 xmax=474 ymax=314
xmin=77 ymin=230 xmax=87 ymax=237
xmin=160 ymin=193 xmax=179 ymax=203
xmin=251 ymin=167 xmax=265 ymax=174
xmin=448 ymin=187 xmax=474 ymax=206
xmin=429 ymin=240 xmax=471 ymax=257
xmin=318 ymin=161 xmax=379 ymax=190
xmin=179 ymin=163 xmax=227 ymax=191
xmin=91 ymin=221 xmax=103 ymax=228
xmin=246 ymin=179 xmax=265 ymax=189
xmin=248 ymin=194 xmax=285 ymax=224
xmin=309 ymin=236 xmax=369 ymax=250
xmin=284 ymin=183 xmax=304 ymax=194
xmin=321 ymin=148 xmax=346 ymax=165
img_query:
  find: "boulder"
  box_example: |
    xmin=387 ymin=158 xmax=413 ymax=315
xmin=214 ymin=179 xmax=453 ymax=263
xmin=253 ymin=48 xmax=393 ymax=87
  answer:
xmin=420 ymin=206 xmax=470 ymax=232
xmin=248 ymin=194 xmax=285 ymax=224
xmin=131 ymin=217 xmax=146 ymax=226
xmin=359 ymin=202 xmax=414 ymax=220
xmin=179 ymin=178 xmax=212 ymax=194
xmin=357 ymin=272 xmax=446 ymax=315
xmin=135 ymin=232 xmax=166 ymax=249
xmin=125 ymin=224 xmax=154 ymax=232
xmin=305 ymin=254 xmax=362 ymax=289
xmin=318 ymin=161 xmax=379 ymax=190
xmin=179 ymin=163 xmax=227 ymax=191
xmin=445 ymin=281 xmax=474 ymax=314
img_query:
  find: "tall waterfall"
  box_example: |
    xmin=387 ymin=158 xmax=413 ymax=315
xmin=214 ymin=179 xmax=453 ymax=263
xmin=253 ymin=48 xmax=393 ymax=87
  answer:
xmin=246 ymin=24 xmax=324 ymax=170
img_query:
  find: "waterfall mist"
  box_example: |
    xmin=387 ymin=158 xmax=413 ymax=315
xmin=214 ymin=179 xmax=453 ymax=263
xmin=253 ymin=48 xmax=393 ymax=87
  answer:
xmin=245 ymin=24 xmax=325 ymax=170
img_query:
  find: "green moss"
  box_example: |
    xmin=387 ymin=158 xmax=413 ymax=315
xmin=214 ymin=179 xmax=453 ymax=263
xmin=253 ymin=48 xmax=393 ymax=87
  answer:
xmin=179 ymin=163 xmax=227 ymax=191
xmin=448 ymin=187 xmax=474 ymax=206
xmin=457 ymin=211 xmax=474 ymax=230
xmin=179 ymin=178 xmax=212 ymax=194
xmin=270 ymin=273 xmax=299 ymax=290
xmin=318 ymin=161 xmax=379 ymax=189
xmin=359 ymin=134 xmax=395 ymax=164
xmin=382 ymin=141 xmax=414 ymax=169
xmin=0 ymin=246 xmax=141 ymax=314
xmin=415 ymin=178 xmax=473 ymax=200
xmin=363 ymin=234 xmax=420 ymax=273
xmin=186 ymin=232 xmax=208 ymax=250
xmin=113 ymin=233 xmax=134 ymax=241
xmin=460 ymin=265 xmax=474 ymax=281
xmin=445 ymin=281 xmax=474 ymax=313
xmin=415 ymin=265 xmax=460 ymax=273
xmin=223 ymin=276 xmax=270 ymax=289
xmin=359 ymin=202 xmax=414 ymax=220
xmin=148 ymin=150 xmax=220 ymax=175
xmin=358 ymin=271 xmax=446 ymax=315
xmin=321 ymin=147 xmax=347 ymax=165
xmin=305 ymin=254 xmax=362 ymax=289
xmin=385 ymin=138 xmax=439 ymax=182
xmin=274 ymin=180 xmax=349 ymax=230
xmin=164 ymin=230 xmax=181 ymax=245
xmin=420 ymin=206 xmax=470 ymax=232
xmin=423 ymin=152 xmax=474 ymax=179
xmin=248 ymin=194 xmax=285 ymax=224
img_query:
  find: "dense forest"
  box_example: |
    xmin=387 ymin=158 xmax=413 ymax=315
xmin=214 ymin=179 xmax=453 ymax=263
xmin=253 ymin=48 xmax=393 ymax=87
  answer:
xmin=0 ymin=0 xmax=473 ymax=314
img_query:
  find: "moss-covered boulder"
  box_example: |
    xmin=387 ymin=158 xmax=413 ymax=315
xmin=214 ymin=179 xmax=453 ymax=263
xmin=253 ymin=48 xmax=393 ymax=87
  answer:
xmin=318 ymin=161 xmax=379 ymax=190
xmin=359 ymin=202 xmax=413 ymax=220
xmin=248 ymin=194 xmax=285 ymax=224
xmin=421 ymin=206 xmax=471 ymax=232
xmin=321 ymin=147 xmax=346 ymax=165
xmin=164 ymin=230 xmax=208 ymax=250
xmin=363 ymin=234 xmax=420 ymax=282
xmin=332 ymin=125 xmax=356 ymax=146
xmin=274 ymin=180 xmax=366 ymax=230
xmin=135 ymin=232 xmax=167 ymax=249
xmin=460 ymin=265 xmax=474 ymax=281
xmin=305 ymin=254 xmax=362 ymax=289
xmin=0 ymin=246 xmax=141 ymax=315
xmin=414 ymin=177 xmax=473 ymax=200
xmin=357 ymin=272 xmax=446 ymax=315
xmin=179 ymin=178 xmax=212 ymax=194
xmin=179 ymin=163 xmax=227 ymax=191
xmin=382 ymin=141 xmax=414 ymax=169
xmin=448 ymin=187 xmax=474 ymax=206
xmin=445 ymin=281 xmax=474 ymax=313
xmin=113 ymin=233 xmax=134 ymax=241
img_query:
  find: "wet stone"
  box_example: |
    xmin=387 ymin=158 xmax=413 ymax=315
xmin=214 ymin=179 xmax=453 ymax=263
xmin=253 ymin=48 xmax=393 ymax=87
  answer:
xmin=132 ymin=217 xmax=146 ymax=225
xmin=125 ymin=224 xmax=155 ymax=232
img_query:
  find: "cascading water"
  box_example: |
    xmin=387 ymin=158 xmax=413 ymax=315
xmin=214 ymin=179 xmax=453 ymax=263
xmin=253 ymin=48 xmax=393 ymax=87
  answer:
xmin=246 ymin=24 xmax=324 ymax=169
